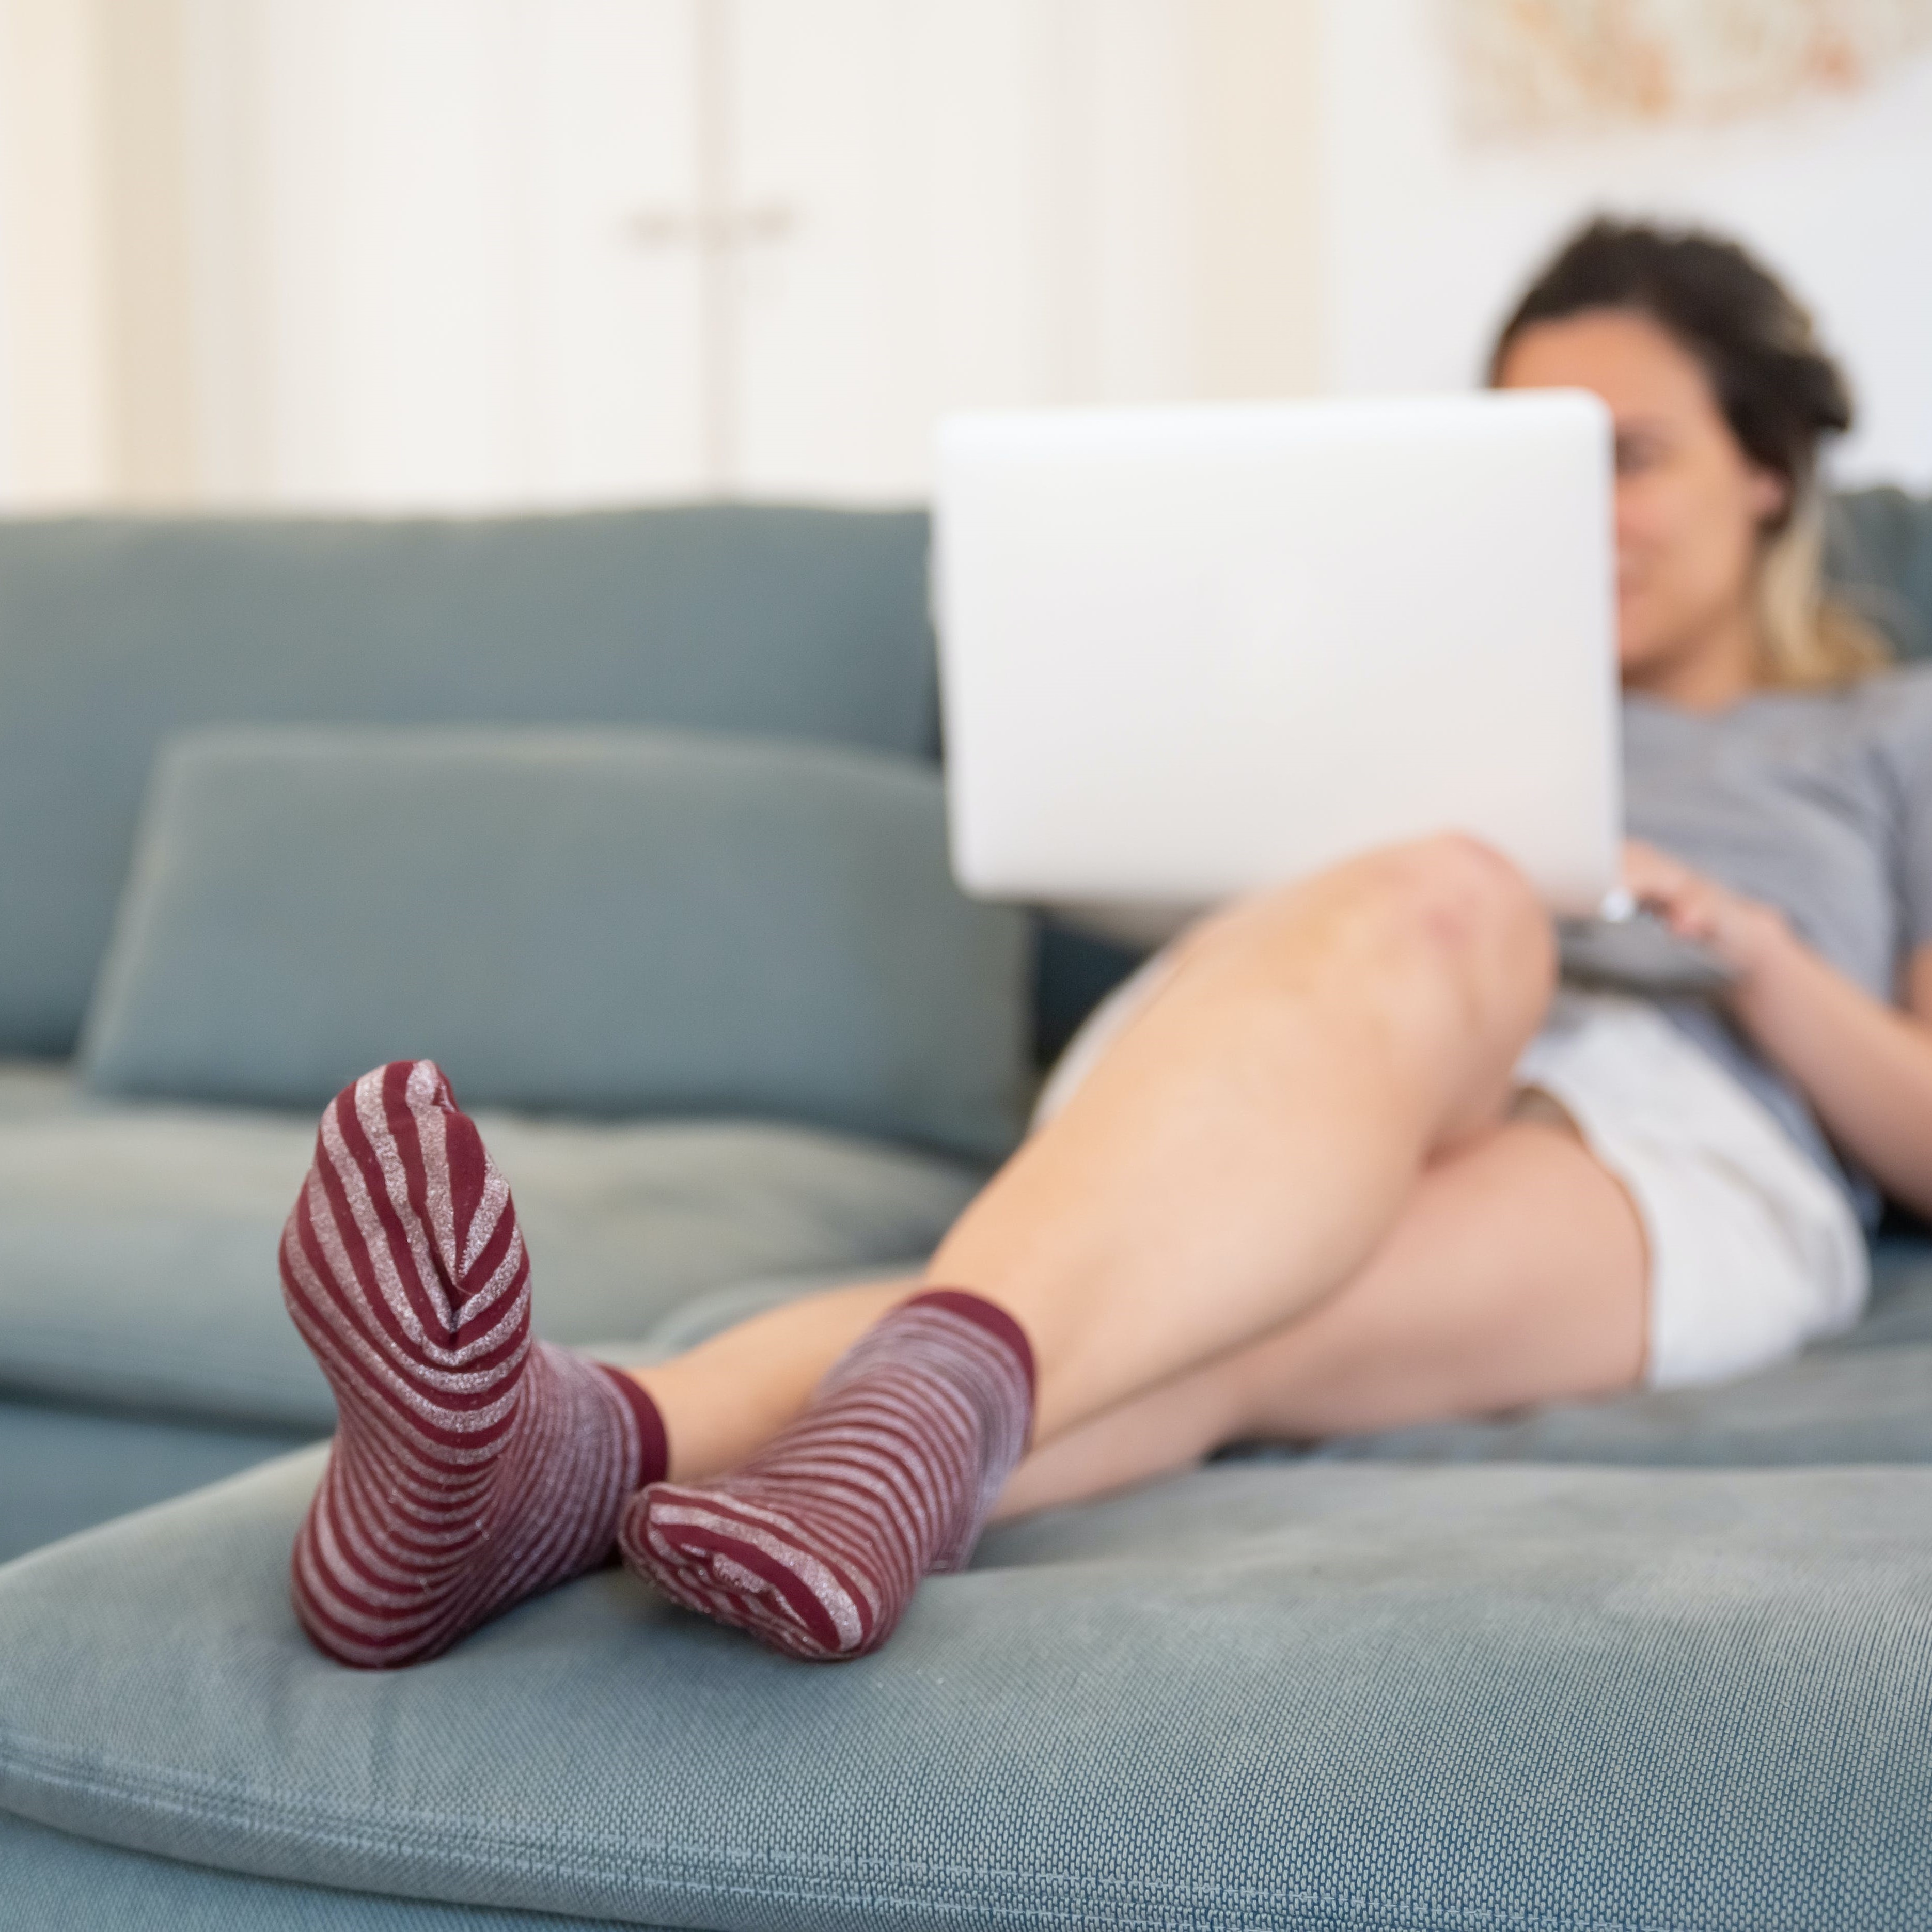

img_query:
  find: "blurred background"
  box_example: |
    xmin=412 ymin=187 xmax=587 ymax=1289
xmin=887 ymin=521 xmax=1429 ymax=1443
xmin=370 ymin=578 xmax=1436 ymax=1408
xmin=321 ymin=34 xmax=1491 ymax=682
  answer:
xmin=0 ymin=0 xmax=1925 ymax=513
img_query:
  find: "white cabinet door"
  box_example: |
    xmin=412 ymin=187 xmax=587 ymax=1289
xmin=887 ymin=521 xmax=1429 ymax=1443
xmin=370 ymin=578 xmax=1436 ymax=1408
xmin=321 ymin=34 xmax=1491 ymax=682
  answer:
xmin=732 ymin=0 xmax=1194 ymax=499
xmin=518 ymin=0 xmax=708 ymax=500
xmin=181 ymin=0 xmax=1198 ymax=506
xmin=200 ymin=0 xmax=703 ymax=506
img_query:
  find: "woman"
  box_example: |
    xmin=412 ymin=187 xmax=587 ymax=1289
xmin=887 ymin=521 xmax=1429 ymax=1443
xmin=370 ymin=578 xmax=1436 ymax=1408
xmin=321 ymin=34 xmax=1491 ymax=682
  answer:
xmin=282 ymin=220 xmax=1932 ymax=1670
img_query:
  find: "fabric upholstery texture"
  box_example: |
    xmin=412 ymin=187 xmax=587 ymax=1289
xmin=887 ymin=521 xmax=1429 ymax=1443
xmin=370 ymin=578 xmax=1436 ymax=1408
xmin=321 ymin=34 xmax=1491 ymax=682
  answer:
xmin=0 ymin=1813 xmax=636 ymax=1932
xmin=0 ymin=1061 xmax=978 ymax=1432
xmin=2 ymin=1451 xmax=1928 ymax=1930
xmin=80 ymin=728 xmax=1032 ymax=1160
xmin=0 ymin=1400 xmax=311 ymax=1565
xmin=0 ymin=491 xmax=1913 ymax=1067
xmin=1828 ymin=486 xmax=1932 ymax=661
xmin=0 ymin=505 xmax=936 ymax=1059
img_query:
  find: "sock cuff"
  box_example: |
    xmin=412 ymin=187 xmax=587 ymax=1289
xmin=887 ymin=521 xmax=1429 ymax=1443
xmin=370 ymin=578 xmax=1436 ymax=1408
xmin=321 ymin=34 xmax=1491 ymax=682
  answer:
xmin=591 ymin=1360 xmax=670 ymax=1487
xmin=904 ymin=1288 xmax=1036 ymax=1400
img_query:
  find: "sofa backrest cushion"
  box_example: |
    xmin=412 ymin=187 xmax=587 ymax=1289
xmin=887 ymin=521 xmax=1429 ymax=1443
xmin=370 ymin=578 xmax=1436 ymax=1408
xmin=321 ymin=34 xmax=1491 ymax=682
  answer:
xmin=0 ymin=506 xmax=935 ymax=1057
xmin=8 ymin=489 xmax=1923 ymax=1067
xmin=1826 ymin=486 xmax=1932 ymax=662
xmin=80 ymin=728 xmax=1030 ymax=1163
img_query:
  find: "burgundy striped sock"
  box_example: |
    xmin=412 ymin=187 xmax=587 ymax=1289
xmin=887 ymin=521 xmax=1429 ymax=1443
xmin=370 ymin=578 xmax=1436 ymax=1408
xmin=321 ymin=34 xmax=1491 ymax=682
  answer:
xmin=619 ymin=1289 xmax=1034 ymax=1661
xmin=281 ymin=1060 xmax=666 ymax=1669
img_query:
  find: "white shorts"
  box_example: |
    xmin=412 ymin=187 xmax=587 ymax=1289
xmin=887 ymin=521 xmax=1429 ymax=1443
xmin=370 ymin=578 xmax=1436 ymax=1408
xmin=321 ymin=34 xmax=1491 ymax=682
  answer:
xmin=1513 ymin=989 xmax=1867 ymax=1388
xmin=1034 ymin=963 xmax=1868 ymax=1391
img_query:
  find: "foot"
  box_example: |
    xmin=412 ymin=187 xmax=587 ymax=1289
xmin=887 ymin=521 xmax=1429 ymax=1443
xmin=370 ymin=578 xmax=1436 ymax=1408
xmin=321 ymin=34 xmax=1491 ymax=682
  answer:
xmin=282 ymin=1060 xmax=665 ymax=1667
xmin=620 ymin=1290 xmax=1033 ymax=1661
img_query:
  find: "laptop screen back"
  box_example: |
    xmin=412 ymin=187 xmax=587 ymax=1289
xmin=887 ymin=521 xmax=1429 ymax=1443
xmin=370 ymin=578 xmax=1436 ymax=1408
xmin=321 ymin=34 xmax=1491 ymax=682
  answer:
xmin=934 ymin=393 xmax=1620 ymax=920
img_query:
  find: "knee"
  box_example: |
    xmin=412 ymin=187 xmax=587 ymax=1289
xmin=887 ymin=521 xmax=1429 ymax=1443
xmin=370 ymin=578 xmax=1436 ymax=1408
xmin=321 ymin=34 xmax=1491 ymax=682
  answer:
xmin=1187 ymin=831 xmax=1553 ymax=1018
xmin=1379 ymin=833 xmax=1543 ymax=947
xmin=1343 ymin=834 xmax=1554 ymax=1002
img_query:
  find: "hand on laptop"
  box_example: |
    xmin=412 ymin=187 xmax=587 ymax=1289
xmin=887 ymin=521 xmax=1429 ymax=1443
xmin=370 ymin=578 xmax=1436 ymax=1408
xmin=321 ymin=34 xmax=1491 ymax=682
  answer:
xmin=1621 ymin=839 xmax=1791 ymax=987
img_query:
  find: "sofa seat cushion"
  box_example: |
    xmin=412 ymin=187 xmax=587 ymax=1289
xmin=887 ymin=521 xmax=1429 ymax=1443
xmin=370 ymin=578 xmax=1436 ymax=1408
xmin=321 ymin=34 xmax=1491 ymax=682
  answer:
xmin=0 ymin=1400 xmax=312 ymax=1566
xmin=0 ymin=1062 xmax=970 ymax=1432
xmin=0 ymin=1812 xmax=625 ymax=1931
xmin=3 ymin=1451 xmax=1929 ymax=1932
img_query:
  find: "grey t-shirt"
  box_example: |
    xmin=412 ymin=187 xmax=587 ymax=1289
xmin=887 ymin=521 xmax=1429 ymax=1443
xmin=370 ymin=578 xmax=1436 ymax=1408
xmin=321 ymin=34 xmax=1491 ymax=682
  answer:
xmin=1622 ymin=662 xmax=1932 ymax=1219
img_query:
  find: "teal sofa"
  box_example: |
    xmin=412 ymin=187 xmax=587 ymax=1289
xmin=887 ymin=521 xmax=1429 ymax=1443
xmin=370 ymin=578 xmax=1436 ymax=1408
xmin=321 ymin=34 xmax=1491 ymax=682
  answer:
xmin=2 ymin=495 xmax=1930 ymax=1929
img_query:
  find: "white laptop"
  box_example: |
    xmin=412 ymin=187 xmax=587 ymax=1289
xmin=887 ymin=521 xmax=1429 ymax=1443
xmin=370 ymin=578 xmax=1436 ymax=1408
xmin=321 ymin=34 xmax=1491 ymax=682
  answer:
xmin=933 ymin=393 xmax=1622 ymax=927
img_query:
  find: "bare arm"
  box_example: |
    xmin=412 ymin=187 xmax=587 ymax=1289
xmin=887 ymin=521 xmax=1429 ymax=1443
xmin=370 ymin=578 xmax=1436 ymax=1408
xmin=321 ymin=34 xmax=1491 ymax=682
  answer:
xmin=1624 ymin=840 xmax=1932 ymax=1217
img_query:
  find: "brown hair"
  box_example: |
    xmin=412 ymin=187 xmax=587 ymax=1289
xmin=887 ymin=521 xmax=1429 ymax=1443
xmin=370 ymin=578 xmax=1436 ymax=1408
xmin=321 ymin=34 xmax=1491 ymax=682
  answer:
xmin=1491 ymin=217 xmax=1889 ymax=687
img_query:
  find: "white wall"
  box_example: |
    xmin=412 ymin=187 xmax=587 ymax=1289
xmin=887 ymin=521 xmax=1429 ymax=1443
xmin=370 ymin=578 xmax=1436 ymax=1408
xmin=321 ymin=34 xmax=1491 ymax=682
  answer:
xmin=0 ymin=0 xmax=114 ymax=500
xmin=1318 ymin=0 xmax=1932 ymax=488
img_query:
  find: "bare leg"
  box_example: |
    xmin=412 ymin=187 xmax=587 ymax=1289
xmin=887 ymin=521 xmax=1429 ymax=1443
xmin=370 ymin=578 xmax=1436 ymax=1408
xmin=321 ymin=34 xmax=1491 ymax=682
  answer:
xmin=996 ymin=1113 xmax=1646 ymax=1519
xmin=921 ymin=834 xmax=1553 ymax=1439
xmin=638 ymin=834 xmax=1555 ymax=1470
xmin=642 ymin=1279 xmax=912 ymax=1480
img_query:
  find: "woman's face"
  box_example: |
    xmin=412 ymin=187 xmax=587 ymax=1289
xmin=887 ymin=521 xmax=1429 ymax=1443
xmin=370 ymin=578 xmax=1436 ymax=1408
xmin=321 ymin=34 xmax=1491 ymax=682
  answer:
xmin=1495 ymin=308 xmax=1787 ymax=693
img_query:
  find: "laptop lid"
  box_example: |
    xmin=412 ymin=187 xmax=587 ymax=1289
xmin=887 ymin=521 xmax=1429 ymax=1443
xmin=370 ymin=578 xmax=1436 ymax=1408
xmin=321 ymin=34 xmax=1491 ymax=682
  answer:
xmin=933 ymin=393 xmax=1620 ymax=920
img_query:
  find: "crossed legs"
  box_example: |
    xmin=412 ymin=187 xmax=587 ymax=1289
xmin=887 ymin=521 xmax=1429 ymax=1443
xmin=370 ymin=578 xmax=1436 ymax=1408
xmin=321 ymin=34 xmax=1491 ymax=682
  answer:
xmin=997 ymin=1110 xmax=1646 ymax=1516
xmin=642 ymin=1103 xmax=1646 ymax=1527
xmin=285 ymin=835 xmax=1647 ymax=1667
xmin=640 ymin=832 xmax=1641 ymax=1474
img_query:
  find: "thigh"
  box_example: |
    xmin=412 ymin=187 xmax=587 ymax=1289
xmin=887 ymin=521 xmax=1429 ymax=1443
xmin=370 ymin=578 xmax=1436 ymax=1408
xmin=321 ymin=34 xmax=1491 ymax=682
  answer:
xmin=994 ymin=1118 xmax=1644 ymax=1518
xmin=1233 ymin=1114 xmax=1647 ymax=1439
xmin=931 ymin=838 xmax=1556 ymax=1437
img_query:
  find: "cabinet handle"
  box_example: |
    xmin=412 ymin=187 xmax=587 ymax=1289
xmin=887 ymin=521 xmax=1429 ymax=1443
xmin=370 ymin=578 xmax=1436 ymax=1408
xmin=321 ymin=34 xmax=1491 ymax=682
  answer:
xmin=622 ymin=203 xmax=799 ymax=249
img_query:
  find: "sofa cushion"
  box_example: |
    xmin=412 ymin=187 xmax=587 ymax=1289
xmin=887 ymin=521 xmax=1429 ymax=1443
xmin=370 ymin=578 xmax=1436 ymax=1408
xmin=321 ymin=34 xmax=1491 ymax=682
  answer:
xmin=0 ymin=505 xmax=937 ymax=1060
xmin=0 ymin=1813 xmax=605 ymax=1932
xmin=2 ymin=1808 xmax=618 ymax=1932
xmin=81 ymin=728 xmax=1033 ymax=1161
xmin=0 ymin=1399 xmax=312 ymax=1566
xmin=2 ymin=1452 xmax=1928 ymax=1930
xmin=0 ymin=1062 xmax=970 ymax=1432
xmin=1828 ymin=486 xmax=1932 ymax=661
xmin=1832 ymin=1234 xmax=1932 ymax=1345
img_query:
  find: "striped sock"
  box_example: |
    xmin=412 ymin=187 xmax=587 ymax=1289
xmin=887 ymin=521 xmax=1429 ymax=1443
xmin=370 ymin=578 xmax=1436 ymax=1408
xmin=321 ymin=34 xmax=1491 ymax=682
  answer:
xmin=620 ymin=1289 xmax=1034 ymax=1661
xmin=281 ymin=1060 xmax=666 ymax=1669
